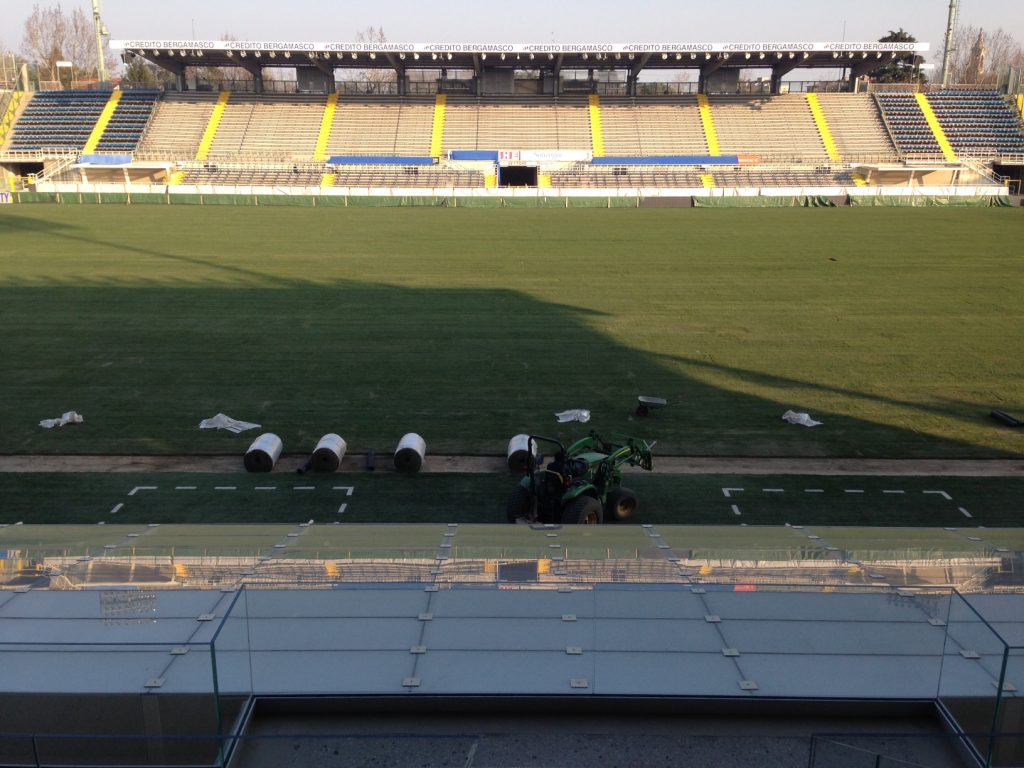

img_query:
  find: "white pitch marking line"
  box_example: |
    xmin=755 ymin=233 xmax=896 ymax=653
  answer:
xmin=128 ymin=486 xmax=157 ymax=496
xmin=883 ymin=490 xmax=905 ymax=495
xmin=254 ymin=486 xmax=276 ymax=491
xmin=333 ymin=486 xmax=355 ymax=496
xmin=110 ymin=503 xmax=123 ymax=514
xmin=924 ymin=491 xmax=952 ymax=501
xmin=763 ymin=488 xmax=784 ymax=493
xmin=844 ymin=489 xmax=865 ymax=494
xmin=805 ymin=489 xmax=824 ymax=493
xmin=293 ymin=486 xmax=316 ymax=491
xmin=959 ymin=507 xmax=973 ymax=519
xmin=731 ymin=505 xmax=741 ymax=516
xmin=722 ymin=488 xmax=744 ymax=498
xmin=175 ymin=486 xmax=197 ymax=491
xmin=214 ymin=486 xmax=237 ymax=491
xmin=337 ymin=503 xmax=348 ymax=515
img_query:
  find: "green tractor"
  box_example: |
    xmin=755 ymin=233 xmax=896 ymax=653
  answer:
xmin=506 ymin=431 xmax=654 ymax=525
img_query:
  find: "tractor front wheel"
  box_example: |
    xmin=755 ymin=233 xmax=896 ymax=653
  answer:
xmin=506 ymin=485 xmax=532 ymax=523
xmin=562 ymin=495 xmax=603 ymax=525
xmin=605 ymin=487 xmax=638 ymax=522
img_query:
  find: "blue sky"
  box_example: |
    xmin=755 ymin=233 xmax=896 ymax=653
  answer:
xmin=3 ymin=0 xmax=1021 ymax=66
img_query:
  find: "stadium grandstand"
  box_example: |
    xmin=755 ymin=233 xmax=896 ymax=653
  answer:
xmin=1 ymin=39 xmax=1023 ymax=202
xmin=2 ymin=32 xmax=1024 ymax=768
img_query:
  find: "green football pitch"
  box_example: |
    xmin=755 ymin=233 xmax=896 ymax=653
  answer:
xmin=1 ymin=205 xmax=1022 ymax=460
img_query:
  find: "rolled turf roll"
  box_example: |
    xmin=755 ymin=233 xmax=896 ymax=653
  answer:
xmin=244 ymin=433 xmax=283 ymax=473
xmin=394 ymin=433 xmax=426 ymax=473
xmin=311 ymin=433 xmax=347 ymax=472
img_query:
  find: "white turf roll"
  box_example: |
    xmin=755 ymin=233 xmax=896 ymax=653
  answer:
xmin=506 ymin=434 xmax=538 ymax=473
xmin=311 ymin=433 xmax=347 ymax=473
xmin=394 ymin=432 xmax=426 ymax=473
xmin=244 ymin=433 xmax=283 ymax=473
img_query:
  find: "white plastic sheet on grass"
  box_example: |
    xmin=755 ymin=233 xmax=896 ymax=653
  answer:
xmin=39 ymin=411 xmax=83 ymax=429
xmin=782 ymin=410 xmax=822 ymax=427
xmin=199 ymin=413 xmax=261 ymax=433
xmin=556 ymin=409 xmax=591 ymax=424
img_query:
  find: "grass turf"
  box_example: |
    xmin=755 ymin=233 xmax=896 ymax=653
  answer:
xmin=1 ymin=205 xmax=1022 ymax=458
xmin=1 ymin=472 xmax=1020 ymax=527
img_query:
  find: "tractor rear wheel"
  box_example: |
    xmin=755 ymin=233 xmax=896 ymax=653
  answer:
xmin=605 ymin=487 xmax=638 ymax=522
xmin=562 ymin=495 xmax=603 ymax=525
xmin=506 ymin=485 xmax=532 ymax=523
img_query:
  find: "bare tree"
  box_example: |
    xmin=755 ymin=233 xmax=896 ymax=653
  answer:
xmin=354 ymin=26 xmax=395 ymax=91
xmin=21 ymin=3 xmax=114 ymax=86
xmin=938 ymin=24 xmax=1023 ymax=84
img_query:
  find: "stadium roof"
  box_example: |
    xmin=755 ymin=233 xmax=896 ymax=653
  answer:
xmin=110 ymin=39 xmax=927 ymax=76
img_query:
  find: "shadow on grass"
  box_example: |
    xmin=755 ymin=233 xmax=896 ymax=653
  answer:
xmin=2 ymin=274 xmax=1019 ymax=459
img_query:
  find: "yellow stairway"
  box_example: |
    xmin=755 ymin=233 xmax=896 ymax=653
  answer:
xmin=195 ymin=91 xmax=231 ymax=162
xmin=697 ymin=94 xmax=721 ymax=156
xmin=82 ymin=90 xmax=123 ymax=153
xmin=430 ymin=93 xmax=447 ymax=158
xmin=914 ymin=93 xmax=957 ymax=162
xmin=588 ymin=94 xmax=605 ymax=157
xmin=314 ymin=92 xmax=339 ymax=162
xmin=806 ymin=93 xmax=843 ymax=163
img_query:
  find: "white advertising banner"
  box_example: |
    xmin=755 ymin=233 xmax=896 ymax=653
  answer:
xmin=111 ymin=40 xmax=929 ymax=54
xmin=497 ymin=150 xmax=592 ymax=163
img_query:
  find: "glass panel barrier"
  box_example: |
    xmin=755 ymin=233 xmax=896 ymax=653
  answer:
xmin=939 ymin=591 xmax=1011 ymax=765
xmin=211 ymin=586 xmax=254 ymax=755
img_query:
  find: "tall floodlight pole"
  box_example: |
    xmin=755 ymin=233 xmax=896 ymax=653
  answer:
xmin=93 ymin=0 xmax=109 ymax=85
xmin=941 ymin=0 xmax=959 ymax=86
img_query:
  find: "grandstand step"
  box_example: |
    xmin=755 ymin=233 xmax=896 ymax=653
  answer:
xmin=805 ymin=93 xmax=843 ymax=163
xmin=914 ymin=93 xmax=957 ymax=162
xmin=588 ymin=94 xmax=605 ymax=157
xmin=852 ymin=173 xmax=868 ymax=187
xmin=321 ymin=172 xmax=336 ymax=188
xmin=700 ymin=173 xmax=715 ymax=188
xmin=314 ymin=92 xmax=340 ymax=162
xmin=430 ymin=93 xmax=447 ymax=158
xmin=696 ymin=94 xmax=720 ymax=156
xmin=81 ymin=90 xmax=123 ymax=154
xmin=196 ymin=91 xmax=231 ymax=162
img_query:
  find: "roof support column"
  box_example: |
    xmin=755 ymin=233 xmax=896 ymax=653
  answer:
xmin=848 ymin=58 xmax=876 ymax=92
xmin=698 ymin=58 xmax=724 ymax=94
xmin=770 ymin=60 xmax=799 ymax=95
xmin=314 ymin=59 xmax=336 ymax=93
xmin=552 ymin=54 xmax=563 ymax=96
xmin=627 ymin=53 xmax=651 ymax=98
xmin=384 ymin=54 xmax=406 ymax=96
xmin=236 ymin=57 xmax=263 ymax=93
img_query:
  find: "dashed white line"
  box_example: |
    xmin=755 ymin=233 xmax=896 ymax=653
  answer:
xmin=731 ymin=505 xmax=741 ymax=516
xmin=722 ymin=488 xmax=744 ymax=499
xmin=959 ymin=507 xmax=973 ymax=519
xmin=763 ymin=488 xmax=784 ymax=493
xmin=337 ymin=503 xmax=348 ymax=515
xmin=844 ymin=489 xmax=864 ymax=494
xmin=175 ymin=486 xmax=196 ymax=491
xmin=805 ymin=489 xmax=824 ymax=493
xmin=214 ymin=486 xmax=236 ymax=491
xmin=333 ymin=486 xmax=355 ymax=496
xmin=110 ymin=503 xmax=123 ymax=514
xmin=294 ymin=486 xmax=316 ymax=491
xmin=128 ymin=486 xmax=157 ymax=496
xmin=254 ymin=486 xmax=276 ymax=491
xmin=883 ymin=490 xmax=905 ymax=495
xmin=924 ymin=491 xmax=953 ymax=501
